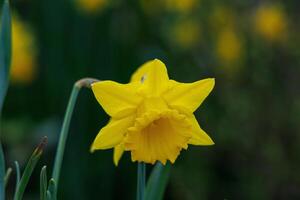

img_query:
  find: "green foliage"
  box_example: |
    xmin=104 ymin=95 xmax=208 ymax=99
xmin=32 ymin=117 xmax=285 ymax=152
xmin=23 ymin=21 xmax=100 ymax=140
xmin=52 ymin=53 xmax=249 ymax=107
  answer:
xmin=40 ymin=166 xmax=48 ymax=200
xmin=14 ymin=161 xmax=20 ymax=192
xmin=144 ymin=162 xmax=171 ymax=200
xmin=0 ymin=145 xmax=5 ymax=198
xmin=0 ymin=0 xmax=11 ymax=198
xmin=14 ymin=137 xmax=47 ymax=200
xmin=137 ymin=163 xmax=146 ymax=200
xmin=46 ymin=179 xmax=57 ymax=200
xmin=51 ymin=85 xmax=80 ymax=189
xmin=0 ymin=0 xmax=11 ymax=112
xmin=51 ymin=78 xmax=97 ymax=197
xmin=4 ymin=167 xmax=12 ymax=188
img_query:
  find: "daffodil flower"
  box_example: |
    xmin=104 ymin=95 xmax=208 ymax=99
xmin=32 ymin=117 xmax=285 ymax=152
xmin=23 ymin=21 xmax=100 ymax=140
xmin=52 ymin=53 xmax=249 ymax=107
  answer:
xmin=90 ymin=59 xmax=215 ymax=165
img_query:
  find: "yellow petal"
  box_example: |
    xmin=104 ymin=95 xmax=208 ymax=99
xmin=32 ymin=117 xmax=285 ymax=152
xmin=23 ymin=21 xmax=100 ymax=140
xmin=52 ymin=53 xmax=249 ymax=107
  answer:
xmin=91 ymin=81 xmax=142 ymax=118
xmin=113 ymin=143 xmax=125 ymax=166
xmin=163 ymin=78 xmax=215 ymax=113
xmin=130 ymin=59 xmax=169 ymax=96
xmin=90 ymin=115 xmax=134 ymax=151
xmin=188 ymin=114 xmax=214 ymax=145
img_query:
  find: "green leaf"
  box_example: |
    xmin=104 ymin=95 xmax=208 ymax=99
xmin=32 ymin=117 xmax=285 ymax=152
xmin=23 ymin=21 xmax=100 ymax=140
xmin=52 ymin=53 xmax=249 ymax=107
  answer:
xmin=46 ymin=179 xmax=57 ymax=200
xmin=14 ymin=161 xmax=20 ymax=195
xmin=40 ymin=166 xmax=48 ymax=200
xmin=4 ymin=167 xmax=12 ymax=188
xmin=14 ymin=137 xmax=47 ymax=200
xmin=0 ymin=0 xmax=12 ymax=112
xmin=0 ymin=145 xmax=5 ymax=199
xmin=14 ymin=161 xmax=20 ymax=186
xmin=46 ymin=191 xmax=52 ymax=200
xmin=0 ymin=1 xmax=11 ymax=199
xmin=144 ymin=162 xmax=171 ymax=200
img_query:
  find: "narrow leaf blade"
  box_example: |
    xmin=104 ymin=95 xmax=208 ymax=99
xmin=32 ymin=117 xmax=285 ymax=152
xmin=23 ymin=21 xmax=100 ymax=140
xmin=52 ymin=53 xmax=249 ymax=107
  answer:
xmin=14 ymin=137 xmax=47 ymax=200
xmin=40 ymin=166 xmax=48 ymax=200
xmin=144 ymin=162 xmax=171 ymax=200
xmin=4 ymin=167 xmax=12 ymax=188
xmin=0 ymin=0 xmax=12 ymax=112
xmin=46 ymin=191 xmax=52 ymax=200
xmin=0 ymin=145 xmax=5 ymax=199
xmin=47 ymin=179 xmax=57 ymax=200
xmin=0 ymin=1 xmax=12 ymax=198
xmin=14 ymin=161 xmax=20 ymax=185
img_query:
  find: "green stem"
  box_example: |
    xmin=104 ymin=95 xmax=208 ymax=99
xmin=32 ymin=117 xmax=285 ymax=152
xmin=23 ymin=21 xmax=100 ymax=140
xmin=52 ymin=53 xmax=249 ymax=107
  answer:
xmin=137 ymin=162 xmax=146 ymax=200
xmin=51 ymin=85 xmax=79 ymax=185
xmin=51 ymin=78 xmax=98 ymax=189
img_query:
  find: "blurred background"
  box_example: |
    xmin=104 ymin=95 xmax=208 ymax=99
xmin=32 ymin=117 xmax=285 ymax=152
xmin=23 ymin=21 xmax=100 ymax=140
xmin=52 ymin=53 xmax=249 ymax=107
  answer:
xmin=1 ymin=0 xmax=300 ymax=199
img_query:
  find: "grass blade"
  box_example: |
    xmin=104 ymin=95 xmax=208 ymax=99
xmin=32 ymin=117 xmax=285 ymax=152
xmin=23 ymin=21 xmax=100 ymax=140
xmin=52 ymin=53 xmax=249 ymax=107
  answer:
xmin=14 ymin=161 xmax=20 ymax=194
xmin=4 ymin=167 xmax=12 ymax=188
xmin=144 ymin=162 xmax=171 ymax=200
xmin=14 ymin=137 xmax=48 ymax=200
xmin=46 ymin=190 xmax=52 ymax=200
xmin=40 ymin=166 xmax=48 ymax=200
xmin=14 ymin=161 xmax=20 ymax=185
xmin=47 ymin=179 xmax=56 ymax=200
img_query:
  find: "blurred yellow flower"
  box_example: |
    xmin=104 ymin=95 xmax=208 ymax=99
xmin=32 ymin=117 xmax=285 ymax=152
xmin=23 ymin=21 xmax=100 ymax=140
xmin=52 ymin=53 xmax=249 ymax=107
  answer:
xmin=10 ymin=15 xmax=37 ymax=85
xmin=141 ymin=0 xmax=198 ymax=15
xmin=216 ymin=28 xmax=242 ymax=65
xmin=169 ymin=19 xmax=201 ymax=49
xmin=253 ymin=4 xmax=287 ymax=41
xmin=91 ymin=59 xmax=215 ymax=165
xmin=141 ymin=0 xmax=169 ymax=16
xmin=76 ymin=0 xmax=107 ymax=14
xmin=165 ymin=0 xmax=198 ymax=13
xmin=210 ymin=6 xmax=235 ymax=31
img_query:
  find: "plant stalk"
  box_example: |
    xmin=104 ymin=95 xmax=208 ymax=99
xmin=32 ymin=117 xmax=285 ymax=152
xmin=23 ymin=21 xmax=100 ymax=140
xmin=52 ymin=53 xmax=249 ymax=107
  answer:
xmin=51 ymin=78 xmax=98 ymax=189
xmin=137 ymin=162 xmax=146 ymax=200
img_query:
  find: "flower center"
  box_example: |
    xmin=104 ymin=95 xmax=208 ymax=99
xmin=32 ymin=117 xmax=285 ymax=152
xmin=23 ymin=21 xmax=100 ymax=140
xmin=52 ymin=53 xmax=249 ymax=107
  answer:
xmin=143 ymin=117 xmax=170 ymax=136
xmin=124 ymin=107 xmax=192 ymax=164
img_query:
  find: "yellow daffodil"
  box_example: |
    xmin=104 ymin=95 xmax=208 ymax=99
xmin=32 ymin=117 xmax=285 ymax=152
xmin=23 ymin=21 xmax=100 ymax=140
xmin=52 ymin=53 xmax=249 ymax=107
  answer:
xmin=216 ymin=28 xmax=242 ymax=65
xmin=90 ymin=59 xmax=215 ymax=165
xmin=140 ymin=0 xmax=198 ymax=15
xmin=210 ymin=6 xmax=235 ymax=31
xmin=253 ymin=4 xmax=287 ymax=42
xmin=140 ymin=0 xmax=164 ymax=16
xmin=10 ymin=14 xmax=37 ymax=85
xmin=165 ymin=0 xmax=197 ymax=13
